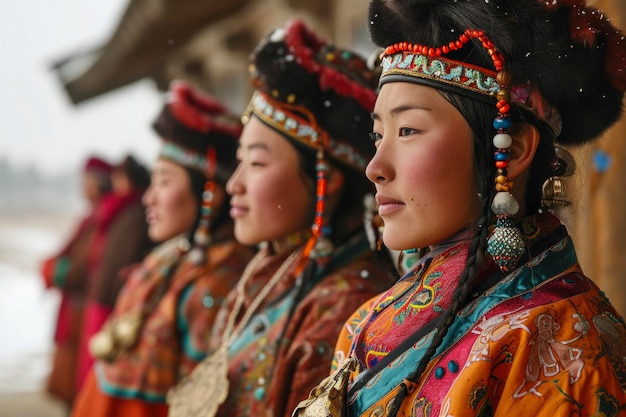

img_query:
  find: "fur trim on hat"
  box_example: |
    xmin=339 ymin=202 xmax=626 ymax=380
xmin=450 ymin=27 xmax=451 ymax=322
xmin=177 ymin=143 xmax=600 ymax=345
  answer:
xmin=369 ymin=0 xmax=626 ymax=144
xmin=249 ymin=19 xmax=379 ymax=169
xmin=115 ymin=155 xmax=150 ymax=190
xmin=152 ymin=80 xmax=241 ymax=178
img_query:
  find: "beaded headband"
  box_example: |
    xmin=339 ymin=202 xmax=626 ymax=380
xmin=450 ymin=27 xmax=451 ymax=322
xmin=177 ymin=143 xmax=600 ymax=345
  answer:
xmin=244 ymin=91 xmax=369 ymax=171
xmin=380 ymin=33 xmax=563 ymax=138
xmin=159 ymin=142 xmax=213 ymax=175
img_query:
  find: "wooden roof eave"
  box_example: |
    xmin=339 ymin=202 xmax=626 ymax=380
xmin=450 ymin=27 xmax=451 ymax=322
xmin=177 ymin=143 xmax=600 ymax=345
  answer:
xmin=56 ymin=0 xmax=249 ymax=105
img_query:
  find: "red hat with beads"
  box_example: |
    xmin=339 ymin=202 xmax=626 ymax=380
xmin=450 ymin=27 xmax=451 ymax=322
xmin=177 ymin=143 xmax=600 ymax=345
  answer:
xmin=152 ymin=80 xmax=243 ymax=264
xmin=84 ymin=156 xmax=113 ymax=175
xmin=152 ymin=79 xmax=242 ymax=184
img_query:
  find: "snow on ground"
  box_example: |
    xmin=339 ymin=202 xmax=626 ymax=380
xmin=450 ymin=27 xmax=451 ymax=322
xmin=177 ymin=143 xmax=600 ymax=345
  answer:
xmin=0 ymin=212 xmax=74 ymax=415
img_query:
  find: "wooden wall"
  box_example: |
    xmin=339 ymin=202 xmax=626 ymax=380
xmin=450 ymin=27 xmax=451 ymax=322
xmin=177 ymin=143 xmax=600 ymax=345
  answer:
xmin=570 ymin=0 xmax=626 ymax=315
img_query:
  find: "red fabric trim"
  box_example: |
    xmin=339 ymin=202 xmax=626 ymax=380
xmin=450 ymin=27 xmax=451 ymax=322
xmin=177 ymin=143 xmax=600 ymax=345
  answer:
xmin=167 ymin=80 xmax=243 ymax=138
xmin=284 ymin=20 xmax=377 ymax=111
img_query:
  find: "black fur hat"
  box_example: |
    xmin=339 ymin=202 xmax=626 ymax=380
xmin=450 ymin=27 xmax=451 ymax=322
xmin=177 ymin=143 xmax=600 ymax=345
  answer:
xmin=369 ymin=0 xmax=626 ymax=144
xmin=152 ymin=80 xmax=242 ymax=182
xmin=247 ymin=19 xmax=379 ymax=172
xmin=115 ymin=155 xmax=150 ymax=191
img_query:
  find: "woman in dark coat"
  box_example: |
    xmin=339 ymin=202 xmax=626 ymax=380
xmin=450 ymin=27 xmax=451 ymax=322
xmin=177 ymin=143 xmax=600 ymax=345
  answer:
xmin=75 ymin=154 xmax=154 ymax=392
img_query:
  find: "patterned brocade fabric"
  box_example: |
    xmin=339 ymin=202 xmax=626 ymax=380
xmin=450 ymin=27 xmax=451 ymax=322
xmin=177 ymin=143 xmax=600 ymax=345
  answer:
xmin=333 ymin=213 xmax=626 ymax=417
xmin=92 ymin=228 xmax=254 ymax=404
xmin=211 ymin=231 xmax=395 ymax=417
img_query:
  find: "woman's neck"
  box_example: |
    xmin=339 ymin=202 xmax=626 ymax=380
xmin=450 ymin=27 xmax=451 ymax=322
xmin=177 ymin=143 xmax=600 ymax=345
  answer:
xmin=269 ymin=229 xmax=311 ymax=254
xmin=425 ymin=228 xmax=473 ymax=261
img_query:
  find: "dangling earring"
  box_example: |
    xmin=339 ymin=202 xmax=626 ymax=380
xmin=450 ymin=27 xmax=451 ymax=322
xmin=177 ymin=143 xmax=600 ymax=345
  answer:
xmin=486 ymin=69 xmax=525 ymax=272
xmin=541 ymin=146 xmax=574 ymax=211
xmin=309 ymin=148 xmax=334 ymax=266
xmin=188 ymin=180 xmax=215 ymax=265
xmin=363 ymin=194 xmax=383 ymax=251
xmin=188 ymin=148 xmax=217 ymax=265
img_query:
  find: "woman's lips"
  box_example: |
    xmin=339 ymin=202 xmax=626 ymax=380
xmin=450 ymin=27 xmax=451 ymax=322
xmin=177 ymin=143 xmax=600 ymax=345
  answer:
xmin=145 ymin=211 xmax=157 ymax=224
xmin=229 ymin=205 xmax=249 ymax=218
xmin=375 ymin=194 xmax=405 ymax=216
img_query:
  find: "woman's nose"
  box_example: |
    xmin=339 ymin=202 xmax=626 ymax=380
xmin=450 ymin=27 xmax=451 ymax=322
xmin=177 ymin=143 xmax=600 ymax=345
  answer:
xmin=226 ymin=165 xmax=243 ymax=195
xmin=142 ymin=185 xmax=154 ymax=205
xmin=366 ymin=143 xmax=392 ymax=185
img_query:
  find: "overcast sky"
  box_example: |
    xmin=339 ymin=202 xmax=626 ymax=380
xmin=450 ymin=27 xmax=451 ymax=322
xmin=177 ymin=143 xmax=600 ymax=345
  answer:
xmin=0 ymin=0 xmax=162 ymax=177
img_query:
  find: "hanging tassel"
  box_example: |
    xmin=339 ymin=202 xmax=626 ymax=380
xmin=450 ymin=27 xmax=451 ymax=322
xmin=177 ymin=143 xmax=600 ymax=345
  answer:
xmin=309 ymin=148 xmax=334 ymax=267
xmin=188 ymin=148 xmax=217 ymax=265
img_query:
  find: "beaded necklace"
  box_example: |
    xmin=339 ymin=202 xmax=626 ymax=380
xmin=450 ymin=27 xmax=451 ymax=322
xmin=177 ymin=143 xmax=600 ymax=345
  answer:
xmin=167 ymin=247 xmax=303 ymax=417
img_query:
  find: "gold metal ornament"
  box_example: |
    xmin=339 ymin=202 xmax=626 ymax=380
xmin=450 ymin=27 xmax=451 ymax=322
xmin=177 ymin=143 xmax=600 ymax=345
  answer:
xmin=167 ymin=345 xmax=230 ymax=417
xmin=111 ymin=313 xmax=142 ymax=349
xmin=88 ymin=327 xmax=117 ymax=362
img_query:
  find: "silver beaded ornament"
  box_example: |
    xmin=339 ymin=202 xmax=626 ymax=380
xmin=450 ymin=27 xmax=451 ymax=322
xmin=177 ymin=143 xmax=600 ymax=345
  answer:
xmin=486 ymin=69 xmax=526 ymax=272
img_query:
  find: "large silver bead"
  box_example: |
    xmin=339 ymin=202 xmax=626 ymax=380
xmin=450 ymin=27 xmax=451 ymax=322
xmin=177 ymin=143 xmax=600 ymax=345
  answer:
xmin=89 ymin=329 xmax=116 ymax=361
xmin=491 ymin=192 xmax=520 ymax=216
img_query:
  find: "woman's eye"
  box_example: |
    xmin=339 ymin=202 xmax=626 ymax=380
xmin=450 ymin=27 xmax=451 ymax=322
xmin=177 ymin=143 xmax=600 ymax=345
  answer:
xmin=369 ymin=132 xmax=382 ymax=142
xmin=399 ymin=127 xmax=418 ymax=136
xmin=155 ymin=179 xmax=169 ymax=187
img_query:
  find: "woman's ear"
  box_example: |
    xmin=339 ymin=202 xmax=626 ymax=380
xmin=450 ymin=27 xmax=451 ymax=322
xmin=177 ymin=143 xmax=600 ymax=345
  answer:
xmin=326 ymin=166 xmax=345 ymax=196
xmin=507 ymin=124 xmax=540 ymax=181
xmin=209 ymin=182 xmax=226 ymax=218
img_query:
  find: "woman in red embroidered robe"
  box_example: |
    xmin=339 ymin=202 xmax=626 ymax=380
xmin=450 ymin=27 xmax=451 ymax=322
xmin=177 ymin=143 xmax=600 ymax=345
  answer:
xmin=42 ymin=155 xmax=112 ymax=408
xmin=70 ymin=80 xmax=254 ymax=417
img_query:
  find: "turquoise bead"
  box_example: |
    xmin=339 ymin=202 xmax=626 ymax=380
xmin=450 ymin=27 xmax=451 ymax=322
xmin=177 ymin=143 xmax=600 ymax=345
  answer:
xmin=202 ymin=295 xmax=214 ymax=308
xmin=254 ymin=387 xmax=266 ymax=400
xmin=435 ymin=367 xmax=445 ymax=379
xmin=494 ymin=152 xmax=510 ymax=161
xmin=493 ymin=117 xmax=512 ymax=130
xmin=448 ymin=360 xmax=459 ymax=373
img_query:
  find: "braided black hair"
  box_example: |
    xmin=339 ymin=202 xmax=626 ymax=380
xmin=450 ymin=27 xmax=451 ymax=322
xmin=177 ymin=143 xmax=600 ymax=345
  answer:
xmin=387 ymin=191 xmax=491 ymax=417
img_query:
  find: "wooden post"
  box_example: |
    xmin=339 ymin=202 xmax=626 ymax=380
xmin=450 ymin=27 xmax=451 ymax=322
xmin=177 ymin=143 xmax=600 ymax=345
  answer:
xmin=570 ymin=0 xmax=626 ymax=316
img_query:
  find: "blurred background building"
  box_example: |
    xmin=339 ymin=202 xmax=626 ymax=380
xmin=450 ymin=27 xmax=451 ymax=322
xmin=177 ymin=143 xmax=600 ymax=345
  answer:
xmin=52 ymin=0 xmax=375 ymax=114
